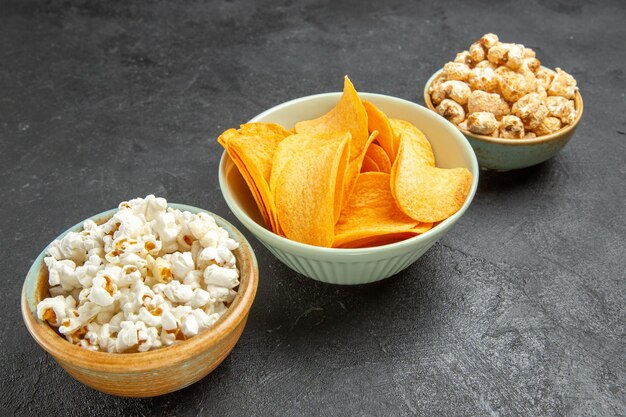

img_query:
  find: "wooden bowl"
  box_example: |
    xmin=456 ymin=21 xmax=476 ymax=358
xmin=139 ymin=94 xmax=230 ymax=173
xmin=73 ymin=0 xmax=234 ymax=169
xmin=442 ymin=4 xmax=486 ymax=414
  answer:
xmin=21 ymin=204 xmax=258 ymax=397
xmin=424 ymin=69 xmax=584 ymax=171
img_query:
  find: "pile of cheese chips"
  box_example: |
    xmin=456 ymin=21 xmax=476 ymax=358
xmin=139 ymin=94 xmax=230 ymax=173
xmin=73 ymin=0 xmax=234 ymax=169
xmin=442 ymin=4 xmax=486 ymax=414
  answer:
xmin=218 ymin=76 xmax=472 ymax=248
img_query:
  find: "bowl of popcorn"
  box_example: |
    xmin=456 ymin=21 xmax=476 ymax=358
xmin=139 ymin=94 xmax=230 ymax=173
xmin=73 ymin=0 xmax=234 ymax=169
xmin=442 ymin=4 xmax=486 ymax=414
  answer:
xmin=424 ymin=33 xmax=584 ymax=171
xmin=21 ymin=195 xmax=258 ymax=397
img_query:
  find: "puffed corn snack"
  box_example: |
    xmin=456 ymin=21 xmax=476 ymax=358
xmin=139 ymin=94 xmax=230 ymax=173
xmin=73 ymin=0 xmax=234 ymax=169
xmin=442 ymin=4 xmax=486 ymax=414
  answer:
xmin=37 ymin=195 xmax=240 ymax=353
xmin=428 ymin=33 xmax=578 ymax=138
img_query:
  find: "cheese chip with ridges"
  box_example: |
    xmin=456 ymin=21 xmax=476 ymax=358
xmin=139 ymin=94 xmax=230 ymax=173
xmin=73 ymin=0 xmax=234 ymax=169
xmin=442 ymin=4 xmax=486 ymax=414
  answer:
xmin=391 ymin=131 xmax=472 ymax=223
xmin=274 ymin=136 xmax=350 ymax=247
xmin=333 ymin=172 xmax=423 ymax=248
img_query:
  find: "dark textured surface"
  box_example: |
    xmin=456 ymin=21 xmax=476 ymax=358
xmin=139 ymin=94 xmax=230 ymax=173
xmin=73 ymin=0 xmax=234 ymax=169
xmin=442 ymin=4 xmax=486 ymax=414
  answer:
xmin=2 ymin=0 xmax=625 ymax=415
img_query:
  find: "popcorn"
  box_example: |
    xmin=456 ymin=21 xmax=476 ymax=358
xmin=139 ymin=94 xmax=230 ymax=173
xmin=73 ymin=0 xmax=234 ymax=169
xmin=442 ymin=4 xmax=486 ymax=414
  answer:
xmin=37 ymin=295 xmax=71 ymax=327
xmin=469 ymin=42 xmax=486 ymax=63
xmin=499 ymin=115 xmax=525 ymax=139
xmin=468 ymin=67 xmax=499 ymax=93
xmin=36 ymin=196 xmax=239 ymax=353
xmin=442 ymin=62 xmax=470 ymax=82
xmin=548 ymin=68 xmax=578 ymax=99
xmin=512 ymin=93 xmax=549 ymax=130
xmin=440 ymin=80 xmax=471 ymax=105
xmin=204 ymin=264 xmax=240 ymax=288
xmin=533 ymin=116 xmax=562 ymax=136
xmin=497 ymin=66 xmax=536 ymax=103
xmin=436 ymin=99 xmax=465 ymax=125
xmin=479 ymin=33 xmax=499 ymax=49
xmin=467 ymin=90 xmax=510 ymax=119
xmin=163 ymin=281 xmax=195 ymax=304
xmin=545 ymin=96 xmax=577 ymax=125
xmin=170 ymin=252 xmax=195 ymax=280
xmin=454 ymin=50 xmax=471 ymax=66
xmin=428 ymin=34 xmax=578 ymax=139
xmin=535 ymin=67 xmax=556 ymax=90
xmin=467 ymin=112 xmax=499 ymax=135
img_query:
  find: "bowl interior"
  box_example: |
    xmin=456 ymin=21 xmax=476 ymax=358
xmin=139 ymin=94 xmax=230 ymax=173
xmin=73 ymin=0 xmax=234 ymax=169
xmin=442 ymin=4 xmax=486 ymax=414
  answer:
xmin=220 ymin=92 xmax=479 ymax=247
xmin=22 ymin=203 xmax=258 ymax=370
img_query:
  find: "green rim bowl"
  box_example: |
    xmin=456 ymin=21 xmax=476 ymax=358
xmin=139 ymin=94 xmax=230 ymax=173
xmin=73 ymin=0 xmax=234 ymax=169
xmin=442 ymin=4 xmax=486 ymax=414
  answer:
xmin=22 ymin=204 xmax=258 ymax=397
xmin=218 ymin=92 xmax=479 ymax=285
xmin=424 ymin=69 xmax=584 ymax=172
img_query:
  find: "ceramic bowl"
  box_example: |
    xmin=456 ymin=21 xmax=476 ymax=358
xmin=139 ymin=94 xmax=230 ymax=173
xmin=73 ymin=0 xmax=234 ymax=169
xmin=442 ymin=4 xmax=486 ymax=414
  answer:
xmin=218 ymin=93 xmax=479 ymax=285
xmin=21 ymin=204 xmax=258 ymax=397
xmin=424 ymin=69 xmax=584 ymax=171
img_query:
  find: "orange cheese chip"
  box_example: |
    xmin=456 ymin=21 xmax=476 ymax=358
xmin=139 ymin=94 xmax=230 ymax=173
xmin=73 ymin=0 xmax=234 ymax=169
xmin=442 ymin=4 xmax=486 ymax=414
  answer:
xmin=391 ymin=127 xmax=472 ymax=223
xmin=273 ymin=135 xmax=350 ymax=247
xmin=364 ymin=143 xmax=391 ymax=173
xmin=389 ymin=119 xmax=435 ymax=167
xmin=333 ymin=172 xmax=424 ymax=248
xmin=361 ymin=155 xmax=380 ymax=173
xmin=271 ymin=132 xmax=350 ymax=222
xmin=362 ymin=100 xmax=397 ymax=162
xmin=218 ymin=123 xmax=291 ymax=232
xmin=295 ymin=76 xmax=369 ymax=162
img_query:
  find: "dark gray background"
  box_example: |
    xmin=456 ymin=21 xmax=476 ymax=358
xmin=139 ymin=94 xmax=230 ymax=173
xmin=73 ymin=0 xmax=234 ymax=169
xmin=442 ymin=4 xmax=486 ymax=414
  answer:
xmin=1 ymin=0 xmax=624 ymax=415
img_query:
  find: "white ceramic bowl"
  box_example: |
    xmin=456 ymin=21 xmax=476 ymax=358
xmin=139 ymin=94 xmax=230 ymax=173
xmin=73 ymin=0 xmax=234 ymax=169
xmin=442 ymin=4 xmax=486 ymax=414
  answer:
xmin=219 ymin=93 xmax=479 ymax=285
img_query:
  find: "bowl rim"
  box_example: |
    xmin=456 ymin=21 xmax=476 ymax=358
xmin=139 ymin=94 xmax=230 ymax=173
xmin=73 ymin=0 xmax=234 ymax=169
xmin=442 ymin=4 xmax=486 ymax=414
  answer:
xmin=218 ymin=91 xmax=479 ymax=255
xmin=423 ymin=68 xmax=584 ymax=146
xmin=21 ymin=203 xmax=258 ymax=373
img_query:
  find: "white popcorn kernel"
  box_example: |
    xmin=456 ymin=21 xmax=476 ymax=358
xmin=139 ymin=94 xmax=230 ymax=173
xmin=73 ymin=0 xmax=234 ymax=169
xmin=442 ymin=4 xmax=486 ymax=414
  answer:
xmin=89 ymin=273 xmax=116 ymax=306
xmin=170 ymin=252 xmax=195 ymax=281
xmin=58 ymin=317 xmax=83 ymax=336
xmin=113 ymin=210 xmax=145 ymax=239
xmin=115 ymin=321 xmax=139 ymax=352
xmin=138 ymin=327 xmax=161 ymax=352
xmin=163 ymin=281 xmax=195 ymax=304
xmin=188 ymin=289 xmax=213 ymax=308
xmin=143 ymin=195 xmax=168 ymax=221
xmin=46 ymin=232 xmax=87 ymax=263
xmin=77 ymin=301 xmax=103 ymax=324
xmin=161 ymin=310 xmax=178 ymax=332
xmin=160 ymin=328 xmax=177 ymax=346
xmin=44 ymin=257 xmax=81 ymax=291
xmin=154 ymin=212 xmax=179 ymax=253
xmin=151 ymin=257 xmax=174 ymax=283
xmin=119 ymin=264 xmax=142 ymax=287
xmin=220 ymin=237 xmax=239 ymax=251
xmin=37 ymin=296 xmax=68 ymax=326
xmin=217 ymin=245 xmax=236 ymax=266
xmin=192 ymin=308 xmax=220 ymax=330
xmin=98 ymin=323 xmax=112 ymax=351
xmin=190 ymin=240 xmax=203 ymax=264
xmin=206 ymin=285 xmax=237 ymax=303
xmin=199 ymin=229 xmax=219 ymax=248
xmin=181 ymin=314 xmax=199 ymax=338
xmin=204 ymin=264 xmax=239 ymax=288
xmin=48 ymin=285 xmax=67 ymax=297
xmin=183 ymin=270 xmax=203 ymax=289
xmin=197 ymin=247 xmax=219 ymax=269
xmin=138 ymin=306 xmax=163 ymax=327
xmin=108 ymin=312 xmax=124 ymax=332
xmin=85 ymin=322 xmax=101 ymax=346
xmin=176 ymin=233 xmax=194 ymax=252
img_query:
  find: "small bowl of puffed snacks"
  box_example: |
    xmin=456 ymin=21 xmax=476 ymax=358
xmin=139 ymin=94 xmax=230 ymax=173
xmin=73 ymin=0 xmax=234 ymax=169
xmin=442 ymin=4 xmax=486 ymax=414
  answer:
xmin=424 ymin=33 xmax=583 ymax=171
xmin=21 ymin=195 xmax=258 ymax=397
